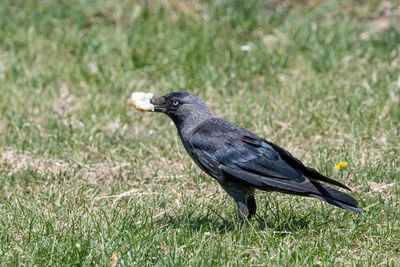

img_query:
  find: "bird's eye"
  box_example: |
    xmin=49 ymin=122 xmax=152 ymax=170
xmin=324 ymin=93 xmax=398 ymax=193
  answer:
xmin=173 ymin=100 xmax=179 ymax=106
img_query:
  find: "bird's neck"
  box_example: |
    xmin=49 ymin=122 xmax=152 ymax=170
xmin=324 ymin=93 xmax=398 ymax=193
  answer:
xmin=171 ymin=109 xmax=214 ymax=138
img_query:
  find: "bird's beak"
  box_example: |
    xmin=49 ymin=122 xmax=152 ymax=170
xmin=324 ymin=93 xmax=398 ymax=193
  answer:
xmin=150 ymin=96 xmax=167 ymax=112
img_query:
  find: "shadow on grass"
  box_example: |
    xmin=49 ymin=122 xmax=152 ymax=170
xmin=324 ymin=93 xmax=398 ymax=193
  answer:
xmin=254 ymin=213 xmax=313 ymax=234
xmin=155 ymin=213 xmax=237 ymax=233
xmin=154 ymin=208 xmax=332 ymax=234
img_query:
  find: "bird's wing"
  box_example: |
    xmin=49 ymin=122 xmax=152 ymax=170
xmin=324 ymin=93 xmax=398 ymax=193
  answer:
xmin=263 ymin=140 xmax=351 ymax=190
xmin=189 ymin=118 xmax=350 ymax=190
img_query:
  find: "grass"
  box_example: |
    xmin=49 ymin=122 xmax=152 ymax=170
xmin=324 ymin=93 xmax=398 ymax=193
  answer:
xmin=0 ymin=0 xmax=399 ymax=265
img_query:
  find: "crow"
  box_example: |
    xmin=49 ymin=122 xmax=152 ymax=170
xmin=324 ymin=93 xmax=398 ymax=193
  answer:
xmin=148 ymin=91 xmax=364 ymax=220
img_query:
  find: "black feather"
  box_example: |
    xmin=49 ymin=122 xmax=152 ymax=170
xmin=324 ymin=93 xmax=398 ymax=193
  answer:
xmin=265 ymin=141 xmax=351 ymax=191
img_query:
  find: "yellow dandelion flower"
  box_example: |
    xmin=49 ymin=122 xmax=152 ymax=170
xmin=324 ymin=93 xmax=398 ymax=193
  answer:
xmin=335 ymin=161 xmax=348 ymax=170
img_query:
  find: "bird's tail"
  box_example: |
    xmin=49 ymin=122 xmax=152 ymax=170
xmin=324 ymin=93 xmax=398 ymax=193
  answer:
xmin=308 ymin=183 xmax=364 ymax=213
xmin=219 ymin=165 xmax=364 ymax=212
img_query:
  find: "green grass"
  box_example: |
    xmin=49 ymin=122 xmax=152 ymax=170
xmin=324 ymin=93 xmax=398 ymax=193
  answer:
xmin=0 ymin=0 xmax=399 ymax=265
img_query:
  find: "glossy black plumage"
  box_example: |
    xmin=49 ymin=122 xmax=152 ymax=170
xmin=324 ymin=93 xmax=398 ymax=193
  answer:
xmin=149 ymin=92 xmax=364 ymax=219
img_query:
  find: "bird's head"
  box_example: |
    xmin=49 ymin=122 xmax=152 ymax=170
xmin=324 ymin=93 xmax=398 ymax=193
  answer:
xmin=150 ymin=91 xmax=214 ymax=129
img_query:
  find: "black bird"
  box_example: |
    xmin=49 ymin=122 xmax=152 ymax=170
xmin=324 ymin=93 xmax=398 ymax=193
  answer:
xmin=148 ymin=91 xmax=364 ymax=219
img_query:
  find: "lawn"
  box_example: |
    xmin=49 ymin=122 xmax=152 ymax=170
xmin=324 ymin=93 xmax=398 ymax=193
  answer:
xmin=0 ymin=0 xmax=399 ymax=265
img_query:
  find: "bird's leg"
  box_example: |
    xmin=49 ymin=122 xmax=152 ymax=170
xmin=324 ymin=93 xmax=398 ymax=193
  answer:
xmin=247 ymin=195 xmax=257 ymax=219
xmin=220 ymin=181 xmax=256 ymax=221
xmin=236 ymin=196 xmax=256 ymax=220
xmin=236 ymin=200 xmax=249 ymax=221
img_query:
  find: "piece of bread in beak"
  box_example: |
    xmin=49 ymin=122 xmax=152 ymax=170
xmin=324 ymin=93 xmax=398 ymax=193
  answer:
xmin=131 ymin=92 xmax=154 ymax=112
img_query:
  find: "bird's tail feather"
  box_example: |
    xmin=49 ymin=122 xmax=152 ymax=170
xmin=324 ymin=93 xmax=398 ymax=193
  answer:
xmin=309 ymin=183 xmax=364 ymax=213
xmin=309 ymin=194 xmax=364 ymax=212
